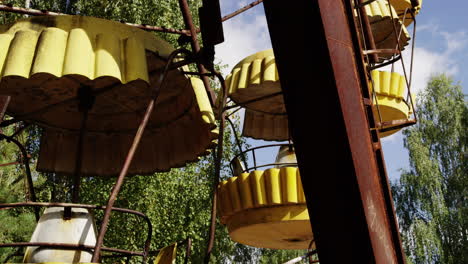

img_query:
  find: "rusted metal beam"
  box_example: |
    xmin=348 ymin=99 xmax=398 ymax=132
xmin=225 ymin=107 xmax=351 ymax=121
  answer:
xmin=0 ymin=134 xmax=39 ymax=221
xmin=221 ymin=0 xmax=264 ymax=22
xmin=204 ymin=72 xmax=227 ymax=263
xmin=91 ymin=49 xmax=182 ymax=263
xmin=0 ymin=202 xmax=152 ymax=262
xmin=178 ymin=0 xmax=217 ymax=106
xmin=184 ymin=238 xmax=192 ymax=264
xmin=0 ymin=242 xmax=144 ymax=256
xmin=263 ymin=0 xmax=406 ymax=263
xmin=0 ymin=96 xmax=9 ymax=127
xmin=0 ymin=4 xmax=190 ymax=35
xmin=357 ymin=0 xmax=379 ymax=62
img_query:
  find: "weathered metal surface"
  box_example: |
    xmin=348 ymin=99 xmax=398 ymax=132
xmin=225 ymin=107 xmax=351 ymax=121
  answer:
xmin=369 ymin=70 xmax=413 ymax=137
xmin=178 ymin=0 xmax=217 ymax=106
xmin=263 ymin=0 xmax=406 ymax=263
xmin=184 ymin=238 xmax=192 ymax=264
xmin=91 ymin=49 xmax=181 ymax=262
xmin=221 ymin=0 xmax=264 ymax=22
xmin=218 ymin=167 xmax=310 ymax=249
xmin=0 ymin=96 xmax=9 ymax=125
xmin=204 ymin=72 xmax=227 ymax=263
xmin=224 ymin=49 xmax=289 ymax=140
xmin=0 ymin=242 xmax=144 ymax=257
xmin=199 ymin=0 xmax=224 ymax=46
xmin=358 ymin=0 xmax=379 ymax=62
xmin=24 ymin=207 xmax=97 ymax=263
xmin=0 ymin=201 xmax=152 ymax=261
xmin=0 ymin=16 xmax=217 ymax=177
xmin=0 ymin=134 xmax=39 ymax=220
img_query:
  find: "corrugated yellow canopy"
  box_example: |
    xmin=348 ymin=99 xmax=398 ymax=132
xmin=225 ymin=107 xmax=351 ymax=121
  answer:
xmin=0 ymin=16 xmax=217 ymax=177
xmin=363 ymin=0 xmax=410 ymax=57
xmin=218 ymin=167 xmax=312 ymax=249
xmin=370 ymin=70 xmax=413 ymax=137
xmin=389 ymin=0 xmax=423 ymax=26
xmin=224 ymin=49 xmax=289 ymax=141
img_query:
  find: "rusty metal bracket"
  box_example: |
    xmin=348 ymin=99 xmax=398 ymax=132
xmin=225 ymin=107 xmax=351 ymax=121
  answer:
xmin=0 ymin=202 xmax=153 ymax=263
xmin=91 ymin=49 xmax=187 ymax=262
xmin=362 ymin=49 xmax=400 ymax=55
xmin=178 ymin=0 xmax=217 ymax=107
xmin=0 ymin=134 xmax=39 ymax=221
xmin=262 ymin=0 xmax=408 ymax=262
xmin=221 ymin=0 xmax=264 ymax=22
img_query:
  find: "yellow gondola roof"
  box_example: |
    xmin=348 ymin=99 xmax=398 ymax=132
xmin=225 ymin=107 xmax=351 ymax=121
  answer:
xmin=370 ymin=70 xmax=413 ymax=137
xmin=0 ymin=16 xmax=217 ymax=177
xmin=224 ymin=49 xmax=289 ymax=141
xmin=389 ymin=0 xmax=423 ymax=26
xmin=364 ymin=0 xmax=410 ymax=55
xmin=218 ymin=167 xmax=312 ymax=249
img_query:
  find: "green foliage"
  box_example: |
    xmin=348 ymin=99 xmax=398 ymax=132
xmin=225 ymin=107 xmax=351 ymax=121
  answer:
xmin=0 ymin=125 xmax=41 ymax=262
xmin=0 ymin=1 xmax=306 ymax=263
xmin=392 ymin=74 xmax=468 ymax=264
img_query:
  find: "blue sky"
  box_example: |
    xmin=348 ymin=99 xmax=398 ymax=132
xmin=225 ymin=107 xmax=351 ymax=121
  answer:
xmin=215 ymin=1 xmax=468 ymax=181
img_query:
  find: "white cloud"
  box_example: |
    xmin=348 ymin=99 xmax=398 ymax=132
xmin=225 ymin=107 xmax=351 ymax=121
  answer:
xmin=385 ymin=28 xmax=468 ymax=95
xmin=381 ymin=130 xmax=403 ymax=143
xmin=215 ymin=12 xmax=271 ymax=75
xmin=238 ymin=1 xmax=249 ymax=8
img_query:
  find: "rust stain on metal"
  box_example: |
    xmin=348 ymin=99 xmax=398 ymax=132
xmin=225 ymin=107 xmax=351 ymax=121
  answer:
xmin=222 ymin=0 xmax=264 ymax=22
xmin=0 ymin=96 xmax=10 ymax=126
xmin=262 ymin=0 xmax=407 ymax=262
xmin=0 ymin=202 xmax=152 ymax=260
xmin=178 ymin=0 xmax=217 ymax=106
xmin=321 ymin=0 xmax=400 ymax=262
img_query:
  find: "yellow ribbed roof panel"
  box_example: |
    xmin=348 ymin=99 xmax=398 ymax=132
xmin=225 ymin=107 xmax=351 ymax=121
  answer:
xmin=217 ymin=167 xmax=313 ymax=249
xmin=0 ymin=16 xmax=217 ymax=177
xmin=364 ymin=0 xmax=410 ymax=56
xmin=242 ymin=110 xmax=289 ymax=141
xmin=224 ymin=49 xmax=283 ymax=114
xmin=389 ymin=0 xmax=423 ymax=26
xmin=370 ymin=70 xmax=413 ymax=137
xmin=224 ymin=49 xmax=289 ymax=141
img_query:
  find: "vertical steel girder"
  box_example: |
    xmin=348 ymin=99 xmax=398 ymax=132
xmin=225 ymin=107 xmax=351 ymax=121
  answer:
xmin=263 ymin=0 xmax=405 ymax=263
xmin=0 ymin=96 xmax=9 ymax=125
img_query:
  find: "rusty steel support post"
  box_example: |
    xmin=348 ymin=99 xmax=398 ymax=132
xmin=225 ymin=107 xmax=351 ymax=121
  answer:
xmin=178 ymin=0 xmax=217 ymax=106
xmin=0 ymin=96 xmax=10 ymax=134
xmin=70 ymin=109 xmax=88 ymax=204
xmin=64 ymin=108 xmax=89 ymax=220
xmin=358 ymin=0 xmax=379 ymax=63
xmin=263 ymin=0 xmax=406 ymax=263
xmin=91 ymin=49 xmax=183 ymax=263
xmin=221 ymin=0 xmax=264 ymax=22
xmin=184 ymin=238 xmax=192 ymax=264
xmin=0 ymin=135 xmax=40 ymax=221
xmin=91 ymin=97 xmax=156 ymax=261
xmin=225 ymin=116 xmax=248 ymax=169
xmin=0 ymin=96 xmax=9 ymax=124
xmin=204 ymin=72 xmax=227 ymax=263
xmin=70 ymin=86 xmax=95 ymax=205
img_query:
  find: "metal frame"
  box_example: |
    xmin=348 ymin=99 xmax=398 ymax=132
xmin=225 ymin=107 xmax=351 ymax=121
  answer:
xmin=0 ymin=1 xmax=238 ymax=262
xmin=0 ymin=132 xmax=39 ymax=221
xmin=229 ymin=143 xmax=296 ymax=175
xmin=0 ymin=202 xmax=153 ymax=262
xmin=355 ymin=0 xmax=419 ymax=133
xmin=0 ymin=0 xmax=421 ymax=263
xmin=0 ymin=45 xmax=201 ymax=264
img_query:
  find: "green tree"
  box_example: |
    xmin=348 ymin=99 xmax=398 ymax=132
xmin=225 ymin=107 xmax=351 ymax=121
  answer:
xmin=0 ymin=1 xmax=307 ymax=262
xmin=392 ymin=74 xmax=468 ymax=264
